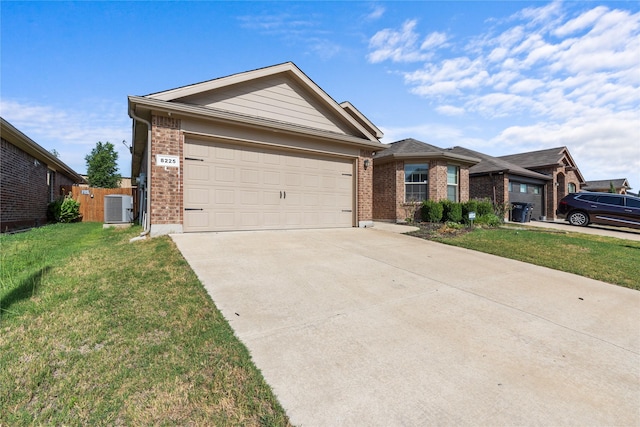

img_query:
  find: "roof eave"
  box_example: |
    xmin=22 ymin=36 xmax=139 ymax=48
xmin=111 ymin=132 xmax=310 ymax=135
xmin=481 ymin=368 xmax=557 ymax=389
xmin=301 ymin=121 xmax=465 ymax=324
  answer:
xmin=1 ymin=117 xmax=84 ymax=183
xmin=374 ymin=152 xmax=480 ymax=165
xmin=129 ymin=96 xmax=386 ymax=149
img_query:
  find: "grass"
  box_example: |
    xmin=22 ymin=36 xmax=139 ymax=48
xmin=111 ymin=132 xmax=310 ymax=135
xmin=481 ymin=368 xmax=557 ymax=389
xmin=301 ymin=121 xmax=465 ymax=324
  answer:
xmin=409 ymin=224 xmax=640 ymax=290
xmin=0 ymin=223 xmax=291 ymax=426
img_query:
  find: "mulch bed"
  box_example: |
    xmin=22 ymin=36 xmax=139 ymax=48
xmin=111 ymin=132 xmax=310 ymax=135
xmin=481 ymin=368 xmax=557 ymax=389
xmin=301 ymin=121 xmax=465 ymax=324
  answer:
xmin=406 ymin=222 xmax=475 ymax=240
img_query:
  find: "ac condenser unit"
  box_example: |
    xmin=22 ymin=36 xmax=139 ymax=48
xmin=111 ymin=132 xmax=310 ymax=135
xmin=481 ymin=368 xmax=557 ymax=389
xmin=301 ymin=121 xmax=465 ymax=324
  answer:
xmin=104 ymin=194 xmax=133 ymax=223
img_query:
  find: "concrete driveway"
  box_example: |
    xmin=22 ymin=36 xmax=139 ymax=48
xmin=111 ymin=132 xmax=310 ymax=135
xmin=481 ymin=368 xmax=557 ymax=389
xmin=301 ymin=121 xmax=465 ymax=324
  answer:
xmin=171 ymin=227 xmax=639 ymax=426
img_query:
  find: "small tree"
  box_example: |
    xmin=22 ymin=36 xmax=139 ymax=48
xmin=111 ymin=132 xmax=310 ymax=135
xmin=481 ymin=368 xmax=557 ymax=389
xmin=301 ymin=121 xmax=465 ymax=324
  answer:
xmin=85 ymin=141 xmax=121 ymax=188
xmin=609 ymin=181 xmax=616 ymax=193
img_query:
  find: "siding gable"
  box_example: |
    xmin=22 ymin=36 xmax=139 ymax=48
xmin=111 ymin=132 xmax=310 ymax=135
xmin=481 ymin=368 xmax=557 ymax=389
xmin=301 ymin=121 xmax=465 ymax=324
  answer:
xmin=174 ymin=75 xmax=355 ymax=136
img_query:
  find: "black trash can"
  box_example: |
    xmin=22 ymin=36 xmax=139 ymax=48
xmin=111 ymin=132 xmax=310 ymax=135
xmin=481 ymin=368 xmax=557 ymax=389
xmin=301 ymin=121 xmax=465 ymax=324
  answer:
xmin=511 ymin=202 xmax=534 ymax=222
xmin=511 ymin=203 xmax=526 ymax=222
xmin=523 ymin=203 xmax=534 ymax=223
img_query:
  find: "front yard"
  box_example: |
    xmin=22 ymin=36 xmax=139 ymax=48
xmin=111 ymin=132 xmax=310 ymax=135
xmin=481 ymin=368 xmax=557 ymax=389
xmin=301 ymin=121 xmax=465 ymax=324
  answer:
xmin=2 ymin=221 xmax=637 ymax=425
xmin=0 ymin=223 xmax=291 ymax=426
xmin=408 ymin=223 xmax=640 ymax=290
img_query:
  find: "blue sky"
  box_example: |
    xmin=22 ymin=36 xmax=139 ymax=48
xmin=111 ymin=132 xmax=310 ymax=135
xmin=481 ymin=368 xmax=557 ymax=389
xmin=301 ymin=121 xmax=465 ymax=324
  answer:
xmin=2 ymin=1 xmax=639 ymax=189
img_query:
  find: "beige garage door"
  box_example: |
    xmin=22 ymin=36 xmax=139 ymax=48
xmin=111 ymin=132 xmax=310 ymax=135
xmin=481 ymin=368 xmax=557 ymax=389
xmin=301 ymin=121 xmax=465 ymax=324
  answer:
xmin=183 ymin=139 xmax=355 ymax=232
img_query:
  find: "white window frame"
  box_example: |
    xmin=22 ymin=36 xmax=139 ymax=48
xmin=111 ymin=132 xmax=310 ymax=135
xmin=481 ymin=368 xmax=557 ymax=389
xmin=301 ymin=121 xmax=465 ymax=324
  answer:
xmin=447 ymin=165 xmax=459 ymax=202
xmin=405 ymin=163 xmax=428 ymax=202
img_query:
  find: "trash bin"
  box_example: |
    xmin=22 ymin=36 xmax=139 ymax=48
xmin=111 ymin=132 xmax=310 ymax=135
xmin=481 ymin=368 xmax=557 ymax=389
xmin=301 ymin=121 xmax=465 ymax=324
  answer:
xmin=511 ymin=202 xmax=533 ymax=222
xmin=511 ymin=203 xmax=525 ymax=222
xmin=524 ymin=203 xmax=533 ymax=223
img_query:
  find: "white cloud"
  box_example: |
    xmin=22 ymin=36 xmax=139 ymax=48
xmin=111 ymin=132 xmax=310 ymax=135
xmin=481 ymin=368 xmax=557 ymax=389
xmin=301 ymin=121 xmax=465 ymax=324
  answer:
xmin=0 ymin=99 xmax=131 ymax=175
xmin=420 ymin=31 xmax=448 ymax=50
xmin=436 ymin=105 xmax=465 ymax=116
xmin=366 ymin=2 xmax=640 ymax=184
xmin=367 ymin=20 xmax=446 ymax=63
xmin=365 ymin=5 xmax=385 ymax=21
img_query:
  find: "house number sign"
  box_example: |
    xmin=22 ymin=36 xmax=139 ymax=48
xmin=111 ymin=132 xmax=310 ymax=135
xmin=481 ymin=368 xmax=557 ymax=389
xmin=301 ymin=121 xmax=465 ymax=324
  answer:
xmin=156 ymin=155 xmax=179 ymax=167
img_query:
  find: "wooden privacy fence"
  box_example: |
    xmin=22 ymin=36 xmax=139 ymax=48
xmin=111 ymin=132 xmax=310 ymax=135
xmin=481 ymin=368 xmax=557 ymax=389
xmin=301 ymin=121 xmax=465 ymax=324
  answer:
xmin=68 ymin=187 xmax=138 ymax=223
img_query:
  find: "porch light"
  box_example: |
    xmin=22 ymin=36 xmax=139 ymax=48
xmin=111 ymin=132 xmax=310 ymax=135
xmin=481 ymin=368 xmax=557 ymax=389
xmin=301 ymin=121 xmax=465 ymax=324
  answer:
xmin=364 ymin=159 xmax=370 ymax=170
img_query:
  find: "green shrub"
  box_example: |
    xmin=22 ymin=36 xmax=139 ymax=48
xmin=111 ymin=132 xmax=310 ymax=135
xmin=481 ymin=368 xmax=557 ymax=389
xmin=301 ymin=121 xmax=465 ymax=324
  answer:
xmin=474 ymin=213 xmax=503 ymax=227
xmin=442 ymin=200 xmax=463 ymax=223
xmin=462 ymin=200 xmax=478 ymax=224
xmin=421 ymin=200 xmax=443 ymax=223
xmin=47 ymin=194 xmax=81 ymax=223
xmin=476 ymin=199 xmax=493 ymax=216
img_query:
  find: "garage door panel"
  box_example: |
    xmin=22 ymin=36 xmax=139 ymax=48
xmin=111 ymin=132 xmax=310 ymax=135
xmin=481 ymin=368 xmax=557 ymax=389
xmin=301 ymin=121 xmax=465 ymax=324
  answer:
xmin=263 ymin=170 xmax=281 ymax=185
xmin=215 ymin=189 xmax=235 ymax=204
xmin=184 ymin=139 xmax=354 ymax=232
xmin=186 ymin=164 xmax=209 ymax=181
xmin=215 ymin=146 xmax=236 ymax=160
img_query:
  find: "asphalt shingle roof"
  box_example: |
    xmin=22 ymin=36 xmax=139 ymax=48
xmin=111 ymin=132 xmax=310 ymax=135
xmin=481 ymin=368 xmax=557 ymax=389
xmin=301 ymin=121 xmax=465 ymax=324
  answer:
xmin=374 ymin=138 xmax=479 ymax=164
xmin=448 ymin=146 xmax=551 ymax=180
xmin=498 ymin=147 xmax=567 ymax=168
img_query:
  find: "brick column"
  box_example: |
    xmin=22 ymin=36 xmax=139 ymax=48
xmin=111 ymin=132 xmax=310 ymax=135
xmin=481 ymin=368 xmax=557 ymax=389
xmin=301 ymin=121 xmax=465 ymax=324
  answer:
xmin=150 ymin=115 xmax=183 ymax=234
xmin=357 ymin=150 xmax=374 ymax=227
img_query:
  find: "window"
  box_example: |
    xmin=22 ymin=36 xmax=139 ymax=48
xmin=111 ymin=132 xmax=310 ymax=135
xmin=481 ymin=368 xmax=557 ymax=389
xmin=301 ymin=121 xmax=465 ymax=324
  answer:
xmin=596 ymin=195 xmax=623 ymax=206
xmin=508 ymin=182 xmax=513 ymax=192
xmin=626 ymin=198 xmax=640 ymax=208
xmin=47 ymin=170 xmax=56 ymax=202
xmin=447 ymin=165 xmax=459 ymax=202
xmin=520 ymin=183 xmax=527 ymax=193
xmin=568 ymin=183 xmax=576 ymax=193
xmin=405 ymin=164 xmax=428 ymax=202
xmin=532 ymin=186 xmax=540 ymax=195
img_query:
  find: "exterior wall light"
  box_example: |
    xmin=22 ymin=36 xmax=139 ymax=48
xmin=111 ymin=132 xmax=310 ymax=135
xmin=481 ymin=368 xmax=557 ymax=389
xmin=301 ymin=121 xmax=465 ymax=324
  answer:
xmin=364 ymin=159 xmax=370 ymax=170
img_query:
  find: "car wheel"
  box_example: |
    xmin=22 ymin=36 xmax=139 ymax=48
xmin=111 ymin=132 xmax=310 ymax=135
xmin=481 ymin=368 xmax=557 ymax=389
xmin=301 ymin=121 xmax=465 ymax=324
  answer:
xmin=568 ymin=211 xmax=589 ymax=227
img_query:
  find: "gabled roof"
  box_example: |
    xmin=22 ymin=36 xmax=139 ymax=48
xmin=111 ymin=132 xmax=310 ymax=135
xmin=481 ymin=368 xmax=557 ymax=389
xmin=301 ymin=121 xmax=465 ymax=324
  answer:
xmin=1 ymin=117 xmax=84 ymax=183
xmin=138 ymin=62 xmax=382 ymax=143
xmin=449 ymin=146 xmax=551 ymax=180
xmin=339 ymin=101 xmax=383 ymax=139
xmin=583 ymin=178 xmax=631 ymax=191
xmin=498 ymin=146 xmax=585 ymax=183
xmin=373 ymin=138 xmax=480 ymax=165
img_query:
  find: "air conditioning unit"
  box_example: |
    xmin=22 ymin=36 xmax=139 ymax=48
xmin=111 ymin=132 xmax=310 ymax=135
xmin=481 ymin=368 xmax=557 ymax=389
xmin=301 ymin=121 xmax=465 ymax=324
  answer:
xmin=104 ymin=194 xmax=133 ymax=223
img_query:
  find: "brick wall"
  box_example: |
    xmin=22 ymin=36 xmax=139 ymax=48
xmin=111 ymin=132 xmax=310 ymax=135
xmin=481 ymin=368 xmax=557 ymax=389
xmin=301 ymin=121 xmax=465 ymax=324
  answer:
xmin=469 ymin=173 xmax=509 ymax=218
xmin=1 ymin=138 xmax=50 ymax=231
xmin=373 ymin=159 xmax=474 ymax=222
xmin=150 ymin=115 xmax=183 ymax=225
xmin=460 ymin=167 xmax=470 ymax=202
xmin=357 ymin=150 xmax=374 ymax=224
xmin=372 ymin=160 xmax=397 ymax=221
xmin=429 ymin=160 xmax=448 ymax=201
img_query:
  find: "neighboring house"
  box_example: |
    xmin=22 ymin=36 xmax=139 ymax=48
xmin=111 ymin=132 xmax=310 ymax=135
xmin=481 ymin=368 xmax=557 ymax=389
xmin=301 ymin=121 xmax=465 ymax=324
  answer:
xmin=1 ymin=117 xmax=84 ymax=232
xmin=128 ymin=62 xmax=384 ymax=236
xmin=583 ymin=178 xmax=631 ymax=194
xmin=372 ymin=139 xmax=480 ymax=222
xmin=449 ymin=146 xmax=552 ymax=220
xmin=79 ymin=175 xmax=135 ymax=188
xmin=499 ymin=147 xmax=585 ymax=220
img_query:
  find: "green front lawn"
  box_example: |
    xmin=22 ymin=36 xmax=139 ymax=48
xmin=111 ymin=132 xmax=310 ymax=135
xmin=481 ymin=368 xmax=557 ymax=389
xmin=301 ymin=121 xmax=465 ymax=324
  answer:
xmin=409 ymin=224 xmax=640 ymax=290
xmin=0 ymin=223 xmax=291 ymax=426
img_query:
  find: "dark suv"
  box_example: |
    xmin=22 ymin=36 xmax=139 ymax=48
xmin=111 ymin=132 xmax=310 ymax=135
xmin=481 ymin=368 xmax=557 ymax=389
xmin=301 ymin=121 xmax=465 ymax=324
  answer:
xmin=557 ymin=192 xmax=640 ymax=229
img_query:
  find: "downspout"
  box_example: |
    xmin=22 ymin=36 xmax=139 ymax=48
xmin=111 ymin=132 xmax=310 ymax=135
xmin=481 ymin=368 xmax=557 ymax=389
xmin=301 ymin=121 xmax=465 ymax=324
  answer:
xmin=128 ymin=106 xmax=152 ymax=238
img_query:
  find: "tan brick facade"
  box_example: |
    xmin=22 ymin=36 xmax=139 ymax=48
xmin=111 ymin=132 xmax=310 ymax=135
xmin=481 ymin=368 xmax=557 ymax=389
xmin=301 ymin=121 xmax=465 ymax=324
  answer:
xmin=357 ymin=150 xmax=374 ymax=225
xmin=150 ymin=115 xmax=183 ymax=226
xmin=373 ymin=158 xmax=472 ymax=223
xmin=146 ymin=115 xmax=376 ymax=230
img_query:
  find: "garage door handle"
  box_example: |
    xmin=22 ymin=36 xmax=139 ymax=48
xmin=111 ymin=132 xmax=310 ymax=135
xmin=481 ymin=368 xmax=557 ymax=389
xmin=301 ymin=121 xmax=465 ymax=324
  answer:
xmin=284 ymin=191 xmax=286 ymax=199
xmin=280 ymin=191 xmax=282 ymax=199
xmin=185 ymin=157 xmax=204 ymax=161
xmin=185 ymin=208 xmax=203 ymax=211
xmin=342 ymin=210 xmax=352 ymax=212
